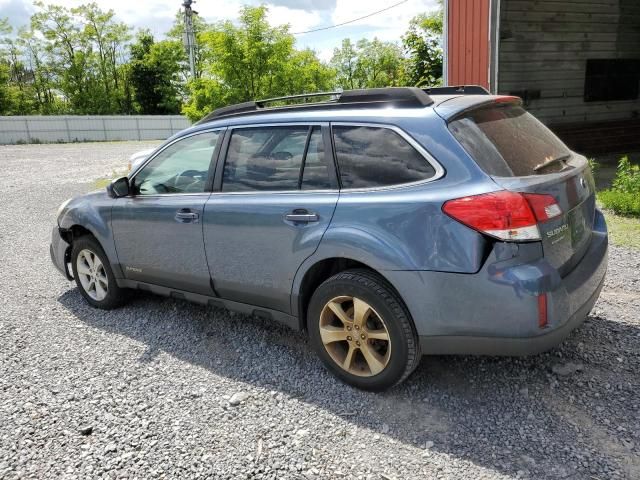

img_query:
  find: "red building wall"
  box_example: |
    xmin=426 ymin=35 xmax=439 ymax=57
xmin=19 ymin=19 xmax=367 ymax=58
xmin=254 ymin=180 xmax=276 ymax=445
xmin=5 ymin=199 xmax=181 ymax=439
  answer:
xmin=447 ymin=0 xmax=491 ymax=90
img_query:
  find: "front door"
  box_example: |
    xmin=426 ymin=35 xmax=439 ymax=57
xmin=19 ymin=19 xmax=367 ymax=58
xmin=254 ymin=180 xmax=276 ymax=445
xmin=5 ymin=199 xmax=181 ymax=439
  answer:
xmin=204 ymin=124 xmax=339 ymax=313
xmin=112 ymin=129 xmax=223 ymax=295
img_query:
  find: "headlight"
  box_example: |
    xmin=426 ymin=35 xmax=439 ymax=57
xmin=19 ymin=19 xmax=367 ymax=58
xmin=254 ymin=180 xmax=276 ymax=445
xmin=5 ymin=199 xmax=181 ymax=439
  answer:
xmin=57 ymin=198 xmax=72 ymax=218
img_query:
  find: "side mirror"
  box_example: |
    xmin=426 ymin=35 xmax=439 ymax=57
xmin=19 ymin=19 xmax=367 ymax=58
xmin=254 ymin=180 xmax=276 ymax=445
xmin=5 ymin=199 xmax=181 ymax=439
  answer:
xmin=107 ymin=176 xmax=130 ymax=198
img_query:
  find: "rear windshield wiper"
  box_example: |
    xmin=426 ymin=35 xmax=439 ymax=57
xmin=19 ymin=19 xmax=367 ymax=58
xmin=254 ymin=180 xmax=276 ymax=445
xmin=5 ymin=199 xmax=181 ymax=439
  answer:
xmin=533 ymin=154 xmax=572 ymax=172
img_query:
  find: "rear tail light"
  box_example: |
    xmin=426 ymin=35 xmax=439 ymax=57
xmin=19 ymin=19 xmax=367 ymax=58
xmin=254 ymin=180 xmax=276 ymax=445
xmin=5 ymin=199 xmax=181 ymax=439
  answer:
xmin=442 ymin=191 xmax=561 ymax=242
xmin=522 ymin=193 xmax=562 ymax=221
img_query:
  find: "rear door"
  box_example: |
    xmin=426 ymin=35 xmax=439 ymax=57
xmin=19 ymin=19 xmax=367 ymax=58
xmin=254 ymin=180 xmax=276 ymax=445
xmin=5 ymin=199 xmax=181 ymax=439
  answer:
xmin=448 ymin=101 xmax=595 ymax=275
xmin=203 ymin=123 xmax=339 ymax=313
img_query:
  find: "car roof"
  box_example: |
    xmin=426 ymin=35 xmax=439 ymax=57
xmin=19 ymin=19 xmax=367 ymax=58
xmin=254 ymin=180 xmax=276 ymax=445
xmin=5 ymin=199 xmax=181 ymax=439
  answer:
xmin=173 ymin=87 xmax=504 ymax=139
xmin=184 ymin=95 xmax=498 ymax=133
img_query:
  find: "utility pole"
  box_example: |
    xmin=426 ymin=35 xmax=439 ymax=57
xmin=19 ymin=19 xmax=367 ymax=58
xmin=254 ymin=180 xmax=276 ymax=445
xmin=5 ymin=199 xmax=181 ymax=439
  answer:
xmin=182 ymin=0 xmax=197 ymax=78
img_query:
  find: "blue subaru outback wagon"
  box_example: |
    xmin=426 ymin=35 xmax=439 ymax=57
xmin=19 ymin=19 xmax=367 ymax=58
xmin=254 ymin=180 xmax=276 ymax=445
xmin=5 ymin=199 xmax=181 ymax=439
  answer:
xmin=51 ymin=87 xmax=608 ymax=391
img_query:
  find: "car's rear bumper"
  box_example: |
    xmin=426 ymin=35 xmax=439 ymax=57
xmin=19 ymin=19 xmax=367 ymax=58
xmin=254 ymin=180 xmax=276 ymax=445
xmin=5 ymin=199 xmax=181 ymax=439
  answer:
xmin=385 ymin=209 xmax=608 ymax=356
xmin=50 ymin=226 xmax=73 ymax=280
xmin=417 ymin=269 xmax=604 ymax=355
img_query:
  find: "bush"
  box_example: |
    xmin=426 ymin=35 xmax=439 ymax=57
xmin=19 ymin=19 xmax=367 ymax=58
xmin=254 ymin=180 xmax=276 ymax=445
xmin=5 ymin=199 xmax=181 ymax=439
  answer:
xmin=598 ymin=156 xmax=640 ymax=217
xmin=598 ymin=190 xmax=640 ymax=217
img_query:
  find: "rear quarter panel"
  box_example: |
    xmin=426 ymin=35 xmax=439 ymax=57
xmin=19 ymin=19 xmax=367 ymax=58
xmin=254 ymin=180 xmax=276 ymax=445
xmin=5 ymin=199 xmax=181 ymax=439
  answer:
xmin=319 ymin=116 xmax=500 ymax=273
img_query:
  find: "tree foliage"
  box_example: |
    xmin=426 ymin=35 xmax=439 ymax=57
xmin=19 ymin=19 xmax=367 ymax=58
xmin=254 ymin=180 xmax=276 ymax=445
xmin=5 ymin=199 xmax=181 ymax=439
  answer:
xmin=331 ymin=38 xmax=405 ymax=89
xmin=402 ymin=9 xmax=444 ymax=86
xmin=182 ymin=6 xmax=334 ymax=121
xmin=129 ymin=31 xmax=183 ymax=114
xmin=0 ymin=3 xmax=444 ymax=118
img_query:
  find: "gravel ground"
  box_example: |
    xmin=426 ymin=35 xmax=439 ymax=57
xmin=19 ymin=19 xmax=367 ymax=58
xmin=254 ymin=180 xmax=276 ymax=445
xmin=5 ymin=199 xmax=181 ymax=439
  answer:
xmin=1 ymin=142 xmax=639 ymax=480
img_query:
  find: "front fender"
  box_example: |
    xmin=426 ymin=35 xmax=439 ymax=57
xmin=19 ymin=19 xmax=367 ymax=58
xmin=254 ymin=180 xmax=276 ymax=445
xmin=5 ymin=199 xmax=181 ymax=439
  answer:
xmin=58 ymin=191 xmax=121 ymax=278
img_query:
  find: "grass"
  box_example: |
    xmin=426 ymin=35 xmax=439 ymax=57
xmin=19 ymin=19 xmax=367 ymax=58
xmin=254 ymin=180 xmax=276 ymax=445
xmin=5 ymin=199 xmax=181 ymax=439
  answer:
xmin=92 ymin=169 xmax=127 ymax=190
xmin=602 ymin=210 xmax=640 ymax=250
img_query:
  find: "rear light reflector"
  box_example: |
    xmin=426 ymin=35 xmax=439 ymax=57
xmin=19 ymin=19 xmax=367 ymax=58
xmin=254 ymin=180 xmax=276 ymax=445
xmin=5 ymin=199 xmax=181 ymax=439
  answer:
xmin=537 ymin=293 xmax=548 ymax=328
xmin=442 ymin=191 xmax=562 ymax=242
xmin=442 ymin=191 xmax=540 ymax=241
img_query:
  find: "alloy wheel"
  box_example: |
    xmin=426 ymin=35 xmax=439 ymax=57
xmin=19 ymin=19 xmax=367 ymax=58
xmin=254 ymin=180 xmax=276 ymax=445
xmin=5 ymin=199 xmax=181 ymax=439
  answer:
xmin=319 ymin=296 xmax=391 ymax=377
xmin=76 ymin=249 xmax=108 ymax=301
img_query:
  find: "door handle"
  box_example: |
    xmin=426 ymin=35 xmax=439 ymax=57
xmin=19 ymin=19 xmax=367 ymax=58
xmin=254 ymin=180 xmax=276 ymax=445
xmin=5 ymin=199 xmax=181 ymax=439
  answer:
xmin=175 ymin=209 xmax=200 ymax=223
xmin=285 ymin=210 xmax=319 ymax=223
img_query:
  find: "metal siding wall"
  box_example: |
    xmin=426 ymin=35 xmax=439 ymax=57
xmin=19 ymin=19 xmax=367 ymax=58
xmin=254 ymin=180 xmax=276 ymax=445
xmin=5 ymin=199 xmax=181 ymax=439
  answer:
xmin=498 ymin=0 xmax=640 ymax=125
xmin=448 ymin=0 xmax=491 ymax=88
xmin=0 ymin=115 xmax=191 ymax=144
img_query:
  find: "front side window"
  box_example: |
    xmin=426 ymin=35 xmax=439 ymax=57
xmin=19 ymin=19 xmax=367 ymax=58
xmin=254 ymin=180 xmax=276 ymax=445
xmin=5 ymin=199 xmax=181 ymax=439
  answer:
xmin=133 ymin=131 xmax=220 ymax=195
xmin=222 ymin=126 xmax=332 ymax=192
xmin=332 ymin=125 xmax=436 ymax=189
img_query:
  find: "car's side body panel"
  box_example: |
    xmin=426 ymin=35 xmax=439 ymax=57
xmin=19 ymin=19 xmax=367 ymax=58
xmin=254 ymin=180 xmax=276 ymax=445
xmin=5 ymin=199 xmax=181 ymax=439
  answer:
xmin=203 ymin=190 xmax=339 ymax=313
xmin=57 ymin=191 xmax=121 ymax=277
xmin=111 ymin=194 xmax=213 ymax=296
xmin=203 ymin=122 xmax=339 ymax=314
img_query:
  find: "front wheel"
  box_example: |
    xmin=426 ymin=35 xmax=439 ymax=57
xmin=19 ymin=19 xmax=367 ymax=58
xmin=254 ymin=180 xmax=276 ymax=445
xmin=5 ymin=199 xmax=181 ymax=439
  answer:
xmin=71 ymin=236 xmax=128 ymax=309
xmin=307 ymin=269 xmax=420 ymax=391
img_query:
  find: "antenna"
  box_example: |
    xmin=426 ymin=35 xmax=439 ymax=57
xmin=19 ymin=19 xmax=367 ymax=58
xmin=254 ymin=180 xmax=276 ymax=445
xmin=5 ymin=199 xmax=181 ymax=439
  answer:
xmin=182 ymin=0 xmax=197 ymax=78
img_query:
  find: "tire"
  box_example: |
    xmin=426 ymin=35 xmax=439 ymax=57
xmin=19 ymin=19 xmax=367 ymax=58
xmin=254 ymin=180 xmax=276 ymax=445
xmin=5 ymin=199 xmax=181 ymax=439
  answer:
xmin=307 ymin=269 xmax=420 ymax=391
xmin=70 ymin=235 xmax=129 ymax=310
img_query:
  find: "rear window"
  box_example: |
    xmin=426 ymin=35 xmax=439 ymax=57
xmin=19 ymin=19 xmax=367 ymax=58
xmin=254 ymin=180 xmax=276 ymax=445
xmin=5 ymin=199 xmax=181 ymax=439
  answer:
xmin=448 ymin=103 xmax=571 ymax=176
xmin=333 ymin=125 xmax=436 ymax=189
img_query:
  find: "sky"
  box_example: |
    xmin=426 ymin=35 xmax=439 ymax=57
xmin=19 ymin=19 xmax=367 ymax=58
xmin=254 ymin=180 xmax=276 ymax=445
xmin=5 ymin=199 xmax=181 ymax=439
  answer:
xmin=0 ymin=0 xmax=439 ymax=61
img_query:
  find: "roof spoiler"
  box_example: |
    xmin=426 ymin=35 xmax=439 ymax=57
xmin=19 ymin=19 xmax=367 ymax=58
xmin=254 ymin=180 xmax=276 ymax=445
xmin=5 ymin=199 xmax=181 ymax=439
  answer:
xmin=423 ymin=85 xmax=490 ymax=95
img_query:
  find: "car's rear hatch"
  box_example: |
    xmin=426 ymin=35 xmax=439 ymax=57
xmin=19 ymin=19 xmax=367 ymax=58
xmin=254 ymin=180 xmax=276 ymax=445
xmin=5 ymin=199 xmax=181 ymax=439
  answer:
xmin=444 ymin=98 xmax=596 ymax=276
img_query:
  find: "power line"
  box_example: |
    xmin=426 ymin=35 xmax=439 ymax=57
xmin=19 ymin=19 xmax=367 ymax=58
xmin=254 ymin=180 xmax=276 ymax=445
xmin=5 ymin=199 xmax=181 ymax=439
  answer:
xmin=292 ymin=0 xmax=409 ymax=35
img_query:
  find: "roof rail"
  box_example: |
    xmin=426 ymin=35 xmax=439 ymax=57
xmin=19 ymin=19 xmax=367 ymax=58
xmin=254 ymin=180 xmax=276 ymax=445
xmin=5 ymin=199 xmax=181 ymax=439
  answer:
xmin=196 ymin=87 xmax=434 ymax=124
xmin=423 ymin=85 xmax=490 ymax=95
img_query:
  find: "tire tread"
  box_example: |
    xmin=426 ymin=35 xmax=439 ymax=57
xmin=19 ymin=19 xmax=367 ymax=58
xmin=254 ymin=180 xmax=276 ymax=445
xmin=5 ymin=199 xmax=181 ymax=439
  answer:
xmin=315 ymin=268 xmax=421 ymax=388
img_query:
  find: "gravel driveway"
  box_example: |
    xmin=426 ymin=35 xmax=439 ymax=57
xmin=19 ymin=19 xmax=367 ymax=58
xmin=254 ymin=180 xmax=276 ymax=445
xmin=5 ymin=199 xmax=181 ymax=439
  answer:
xmin=1 ymin=142 xmax=639 ymax=480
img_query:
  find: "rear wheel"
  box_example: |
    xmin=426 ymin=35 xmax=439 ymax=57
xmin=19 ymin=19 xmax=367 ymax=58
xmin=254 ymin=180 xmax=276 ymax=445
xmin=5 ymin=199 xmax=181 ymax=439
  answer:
xmin=71 ymin=236 xmax=128 ymax=309
xmin=308 ymin=269 xmax=420 ymax=391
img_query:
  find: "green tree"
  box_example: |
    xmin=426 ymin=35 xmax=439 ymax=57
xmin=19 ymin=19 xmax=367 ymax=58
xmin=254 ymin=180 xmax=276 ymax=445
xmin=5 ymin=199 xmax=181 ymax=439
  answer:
xmin=129 ymin=30 xmax=183 ymax=114
xmin=75 ymin=2 xmax=132 ymax=112
xmin=30 ymin=1 xmax=132 ymax=114
xmin=0 ymin=18 xmax=15 ymax=114
xmin=330 ymin=38 xmax=405 ymax=90
xmin=183 ymin=5 xmax=333 ymax=121
xmin=355 ymin=39 xmax=405 ymax=88
xmin=402 ymin=9 xmax=444 ymax=87
xmin=330 ymin=39 xmax=359 ymax=89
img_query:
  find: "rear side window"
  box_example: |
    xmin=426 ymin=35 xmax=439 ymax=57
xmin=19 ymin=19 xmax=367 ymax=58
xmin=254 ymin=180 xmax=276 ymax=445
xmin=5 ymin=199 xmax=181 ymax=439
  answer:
xmin=222 ymin=126 xmax=332 ymax=192
xmin=301 ymin=128 xmax=331 ymax=190
xmin=332 ymin=125 xmax=436 ymax=189
xmin=448 ymin=103 xmax=571 ymax=176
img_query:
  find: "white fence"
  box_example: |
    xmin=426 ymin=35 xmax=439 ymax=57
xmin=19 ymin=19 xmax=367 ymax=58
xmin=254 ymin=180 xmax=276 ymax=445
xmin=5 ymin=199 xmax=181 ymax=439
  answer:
xmin=0 ymin=115 xmax=192 ymax=144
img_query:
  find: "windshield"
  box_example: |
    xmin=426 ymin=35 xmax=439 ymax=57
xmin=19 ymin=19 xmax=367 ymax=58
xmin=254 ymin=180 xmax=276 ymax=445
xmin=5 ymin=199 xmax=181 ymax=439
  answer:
xmin=448 ymin=103 xmax=572 ymax=176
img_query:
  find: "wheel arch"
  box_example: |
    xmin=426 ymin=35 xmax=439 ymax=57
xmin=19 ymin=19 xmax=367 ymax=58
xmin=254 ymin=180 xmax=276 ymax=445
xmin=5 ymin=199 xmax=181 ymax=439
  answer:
xmin=58 ymin=201 xmax=122 ymax=278
xmin=292 ymin=256 xmax=410 ymax=333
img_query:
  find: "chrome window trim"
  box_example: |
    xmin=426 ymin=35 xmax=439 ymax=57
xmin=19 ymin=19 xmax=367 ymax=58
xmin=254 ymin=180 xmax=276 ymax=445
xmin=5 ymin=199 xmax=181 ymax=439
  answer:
xmin=227 ymin=122 xmax=327 ymax=129
xmin=215 ymin=122 xmax=339 ymax=195
xmin=209 ymin=189 xmax=338 ymax=196
xmin=128 ymin=127 xmax=226 ymax=196
xmin=330 ymin=121 xmax=446 ymax=192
